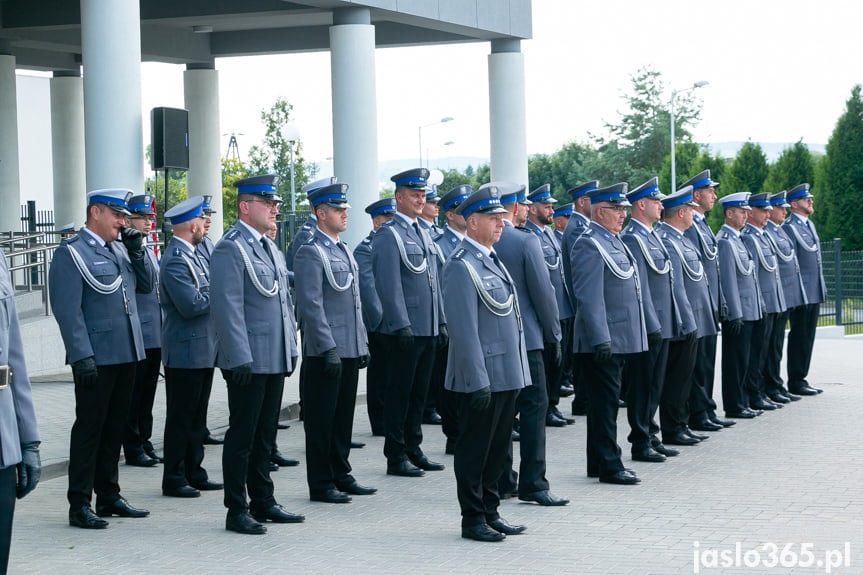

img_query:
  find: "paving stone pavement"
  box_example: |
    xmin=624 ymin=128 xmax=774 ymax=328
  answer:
xmin=6 ymin=334 xmax=863 ymax=574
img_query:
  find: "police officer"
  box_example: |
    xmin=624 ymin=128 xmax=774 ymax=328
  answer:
xmin=525 ymin=184 xmax=574 ymax=427
xmin=285 ymin=176 xmax=338 ymax=271
xmin=571 ymin=183 xmax=647 ymax=485
xmin=716 ymin=192 xmax=764 ymax=418
xmin=354 ymin=198 xmax=397 ymax=437
xmin=442 ymin=185 xmax=530 ymax=542
xmin=552 ymin=202 xmax=575 ymax=399
xmin=419 ymin=185 xmax=444 ymax=424
xmin=742 ymin=193 xmax=787 ymax=410
xmin=782 ymin=183 xmax=825 ymax=396
xmin=0 ymin=248 xmax=40 ymax=571
xmin=196 ymin=195 xmax=223 ymax=446
xmin=50 ymin=189 xmax=154 ymax=528
xmin=763 ymin=191 xmax=805 ymax=402
xmin=159 ymin=196 xmax=223 ymax=498
xmin=494 ymin=182 xmax=567 ymax=507
xmin=372 ymin=168 xmax=447 ymax=477
xmin=552 ymin=203 xmax=573 ymax=244
xmin=211 ymin=174 xmax=304 ymax=534
xmin=122 ymin=194 xmax=163 ymax=467
xmin=294 ymin=182 xmax=376 ymax=503
xmin=418 ymin=185 xmax=444 ymax=241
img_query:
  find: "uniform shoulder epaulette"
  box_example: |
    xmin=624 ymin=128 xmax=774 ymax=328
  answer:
xmin=582 ymin=228 xmax=594 ymax=237
xmin=62 ymin=235 xmax=80 ymax=245
xmin=514 ymin=226 xmax=531 ymax=233
xmin=305 ymin=235 xmax=318 ymax=246
xmin=381 ymin=219 xmax=395 ymax=228
xmin=452 ymin=248 xmax=466 ymax=260
xmin=361 ymin=237 xmax=372 ymax=245
xmin=172 ymin=247 xmax=181 ymax=256
xmin=223 ymin=229 xmax=240 ymax=241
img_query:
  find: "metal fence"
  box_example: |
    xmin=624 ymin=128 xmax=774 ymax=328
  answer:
xmin=821 ymin=239 xmax=863 ymax=335
xmin=275 ymin=210 xmax=312 ymax=254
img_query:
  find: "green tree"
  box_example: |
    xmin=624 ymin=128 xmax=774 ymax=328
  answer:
xmin=147 ymin=170 xmax=186 ymax=233
xmin=722 ymin=141 xmax=769 ymax=196
xmin=762 ymin=140 xmax=816 ymax=195
xmin=439 ymin=168 xmax=477 ymax=198
xmin=549 ymin=141 xmax=597 ymax=201
xmin=221 ymin=156 xmax=249 ymax=225
xmin=659 ymin=141 xmax=701 ymax=194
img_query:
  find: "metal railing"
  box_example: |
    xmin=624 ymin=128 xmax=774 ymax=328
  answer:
xmin=1 ymin=231 xmax=56 ymax=315
xmin=821 ymin=239 xmax=863 ymax=335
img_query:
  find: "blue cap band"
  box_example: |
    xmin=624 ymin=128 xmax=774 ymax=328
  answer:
xmin=238 ymin=184 xmax=277 ymax=194
xmin=787 ymin=189 xmax=811 ymax=201
xmin=89 ymin=195 xmax=127 ymax=208
xmin=690 ymin=177 xmax=712 ymax=190
xmin=590 ymin=191 xmax=627 ymax=204
xmin=394 ymin=175 xmax=426 ymax=187
xmin=368 ymin=204 xmax=395 ymax=217
xmin=570 ymin=185 xmax=598 ymax=199
xmin=128 ymin=202 xmax=152 ymax=212
xmin=554 ymin=208 xmax=573 ymax=216
xmin=662 ymin=194 xmax=694 ymax=210
xmin=441 ymin=194 xmax=470 ymax=211
xmin=629 ymin=185 xmax=659 ymax=202
xmin=310 ymin=192 xmax=348 ymax=206
xmin=169 ymin=204 xmax=204 ymax=224
xmin=462 ymin=196 xmax=502 ymax=217
xmin=722 ymin=199 xmax=748 ymax=207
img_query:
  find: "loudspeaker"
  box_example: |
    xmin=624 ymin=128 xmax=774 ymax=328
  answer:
xmin=151 ymin=107 xmax=189 ymax=171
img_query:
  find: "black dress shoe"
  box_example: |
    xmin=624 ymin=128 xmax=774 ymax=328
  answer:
xmin=277 ymin=423 xmax=290 ymax=430
xmin=461 ymin=523 xmax=505 ymax=542
xmin=125 ymin=452 xmax=158 ymax=467
xmin=423 ymin=411 xmax=442 ymax=425
xmin=599 ymin=470 xmax=640 ymax=485
xmin=778 ymin=388 xmax=802 ymax=401
xmin=269 ymin=461 xmax=279 ymax=472
xmin=652 ymin=443 xmax=679 ymax=457
xmin=409 ymin=454 xmax=445 ymax=471
xmin=709 ymin=414 xmax=736 ymax=427
xmin=310 ymin=488 xmax=352 ymax=503
xmin=250 ymin=504 xmax=305 ymax=523
xmin=750 ymin=398 xmax=777 ymax=411
xmin=336 ymin=481 xmax=377 ymax=496
xmin=559 ymin=383 xmax=574 ymax=397
xmin=545 ymin=412 xmax=567 ymax=427
xmin=69 ymin=506 xmax=109 ymax=529
xmin=518 ymin=490 xmax=569 ymax=506
xmin=511 ymin=430 xmax=520 ymax=442
xmin=663 ymin=431 xmax=700 ymax=446
xmin=204 ymin=434 xmax=224 ymax=445
xmin=766 ymin=390 xmax=791 ymax=404
xmin=163 ymin=485 xmax=201 ymax=498
xmin=226 ymin=511 xmax=266 ymax=534
xmin=488 ymin=518 xmax=527 ymax=535
xmin=690 ymin=417 xmax=723 ymax=432
xmin=618 ymin=399 xmax=628 ymax=408
xmin=271 ymin=452 xmax=300 ymax=467
xmin=683 ymin=427 xmax=709 ymax=441
xmin=350 ymin=440 xmax=365 ymax=449
xmin=551 ymin=406 xmax=575 ymax=425
xmin=632 ymin=448 xmax=666 ymax=462
xmin=190 ymin=479 xmax=223 ymax=491
xmin=725 ymin=410 xmax=758 ymax=419
xmin=387 ymin=460 xmax=425 ymax=477
xmin=96 ymin=498 xmax=149 ymax=518
xmin=790 ymin=383 xmax=821 ymax=395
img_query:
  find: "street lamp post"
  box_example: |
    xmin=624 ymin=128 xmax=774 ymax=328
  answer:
xmin=670 ymin=81 xmax=708 ymax=192
xmin=418 ymin=116 xmax=453 ymax=168
xmin=282 ymin=124 xmax=300 ymax=212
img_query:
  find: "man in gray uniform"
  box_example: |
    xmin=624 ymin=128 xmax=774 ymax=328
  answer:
xmin=419 ymin=185 xmax=444 ymax=241
xmin=716 ymin=192 xmax=764 ymax=419
xmin=526 ymin=184 xmax=575 ymax=428
xmin=419 ymin=186 xmax=444 ymax=424
xmin=0 ymin=248 xmax=40 ymax=571
xmin=552 ymin=202 xmax=575 ymax=400
xmin=571 ymin=183 xmax=647 ymax=485
xmin=285 ymin=176 xmax=338 ymax=271
xmin=553 ymin=203 xmax=573 ymax=244
xmin=782 ymin=183 xmax=825 ymax=396
xmin=159 ymin=197 xmax=222 ymax=498
xmin=742 ymin=193 xmax=787 ymax=411
xmin=372 ymin=168 xmax=447 ymax=477
xmin=763 ymin=191 xmax=805 ymax=403
xmin=50 ymin=189 xmax=154 ymax=528
xmin=196 ymin=195 xmax=223 ymax=446
xmin=123 ymin=194 xmax=163 ymax=467
xmin=442 ymin=185 xmax=530 ymax=542
xmin=294 ymin=182 xmax=375 ymax=504
xmin=494 ymin=182 xmax=567 ymax=507
xmin=211 ymin=174 xmax=304 ymax=534
xmin=354 ymin=197 xmax=397 ymax=437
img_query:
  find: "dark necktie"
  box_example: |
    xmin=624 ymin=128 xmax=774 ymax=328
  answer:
xmin=261 ymin=237 xmax=275 ymax=266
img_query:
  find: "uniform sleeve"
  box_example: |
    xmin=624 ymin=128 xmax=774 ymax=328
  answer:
xmin=372 ymin=227 xmax=410 ymax=332
xmin=210 ymin=239 xmax=253 ymax=368
xmin=293 ymin=244 xmax=336 ymax=356
xmin=572 ymin=237 xmax=610 ymax=348
xmin=161 ymin=254 xmax=210 ymax=319
xmin=717 ymin=239 xmax=742 ymax=322
xmin=442 ymin=259 xmax=489 ymax=391
xmin=523 ymin=233 xmax=561 ymax=342
xmin=48 ymin=245 xmax=93 ymax=364
xmin=622 ymin=234 xmax=661 ymax=335
xmin=131 ymin=247 xmax=155 ymax=294
xmin=662 ymin=237 xmax=697 ymax=336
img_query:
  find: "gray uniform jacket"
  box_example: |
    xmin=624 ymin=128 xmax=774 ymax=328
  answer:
xmin=494 ymin=221 xmax=562 ymax=351
xmin=717 ymin=225 xmax=763 ymax=322
xmin=562 ymin=212 xmax=590 ymax=310
xmin=433 ymin=226 xmax=463 ymax=265
xmin=285 ymin=214 xmax=317 ymax=272
xmin=159 ymin=237 xmax=218 ymax=369
xmin=135 ymin=245 xmax=161 ymax=349
xmin=371 ymin=215 xmax=445 ymax=337
xmin=742 ymin=224 xmax=786 ymax=315
xmin=196 ymin=235 xmax=214 ymax=266
xmin=685 ymin=214 xmax=722 ymax=315
xmin=782 ymin=214 xmax=826 ymax=305
xmin=441 ymin=241 xmax=530 ymax=393
xmin=210 ymin=221 xmax=298 ymax=374
xmin=0 ymin=253 xmax=40 ymax=469
xmin=418 ymin=217 xmax=443 ymax=242
xmin=657 ymin=222 xmax=713 ymax=338
xmin=554 ymin=229 xmax=563 ymax=244
xmin=524 ymin=219 xmax=574 ymax=321
xmin=49 ymin=230 xmax=154 ymax=366
xmin=621 ymin=220 xmax=682 ymax=339
xmin=571 ymin=222 xmax=648 ymax=355
xmin=294 ymin=229 xmax=368 ymax=359
xmin=765 ymin=221 xmax=808 ymax=310
xmin=353 ymin=230 xmax=383 ymax=333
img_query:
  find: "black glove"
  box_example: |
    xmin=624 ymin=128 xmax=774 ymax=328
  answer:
xmin=358 ymin=354 xmax=370 ymax=369
xmin=724 ymin=319 xmax=743 ymax=337
xmin=72 ymin=357 xmax=98 ymax=387
xmin=120 ymin=226 xmax=145 ymax=260
xmin=648 ymin=329 xmax=663 ymax=348
xmin=323 ymin=348 xmax=342 ymax=379
xmin=548 ymin=340 xmax=562 ymax=367
xmin=232 ymin=362 xmax=253 ymax=386
xmin=594 ymin=341 xmax=612 ymax=363
xmin=16 ymin=442 xmax=41 ymax=499
xmin=395 ymin=326 xmax=414 ymax=351
xmin=469 ymin=386 xmax=491 ymax=411
xmin=684 ymin=329 xmax=698 ymax=346
xmin=437 ymin=324 xmax=449 ymax=349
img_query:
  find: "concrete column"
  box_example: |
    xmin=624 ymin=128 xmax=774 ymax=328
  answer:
xmin=80 ymin=0 xmax=144 ymax=194
xmin=330 ymin=7 xmax=379 ymax=249
xmin=184 ymin=63 xmax=224 ymax=240
xmin=50 ymin=71 xmax=87 ymax=231
xmin=0 ymin=52 xmax=21 ymax=232
xmin=488 ymin=39 xmax=528 ymax=187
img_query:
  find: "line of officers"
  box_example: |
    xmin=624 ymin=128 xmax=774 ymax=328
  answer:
xmin=36 ymin=165 xmax=825 ymax=543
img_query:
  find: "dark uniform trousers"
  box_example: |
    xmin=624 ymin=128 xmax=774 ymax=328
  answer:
xmin=571 ymin=352 xmax=589 ymax=414
xmin=625 ymin=338 xmax=669 ymax=450
xmin=746 ymin=315 xmax=774 ymax=403
xmin=382 ymin=335 xmax=435 ymax=463
xmin=0 ymin=466 xmax=16 ymax=572
xmin=455 ymin=389 xmax=519 ymax=528
xmin=303 ymin=357 xmax=359 ymax=495
xmin=660 ymin=336 xmax=698 ymax=437
xmin=222 ymin=371 xmax=284 ymax=514
xmin=67 ymin=362 xmax=136 ymax=509
xmin=581 ymin=353 xmax=626 ymax=477
xmin=433 ymin=342 xmax=461 ymax=445
xmin=365 ymin=332 xmax=388 ymax=435
xmin=689 ymin=334 xmax=719 ymax=420
xmin=162 ymin=367 xmax=213 ymax=490
xmin=764 ymin=310 xmax=789 ymax=391
xmin=787 ymin=303 xmax=819 ymax=388
xmin=124 ymin=347 xmax=162 ymax=458
xmin=721 ymin=321 xmax=755 ymax=414
xmin=547 ymin=317 xmax=572 ymax=408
